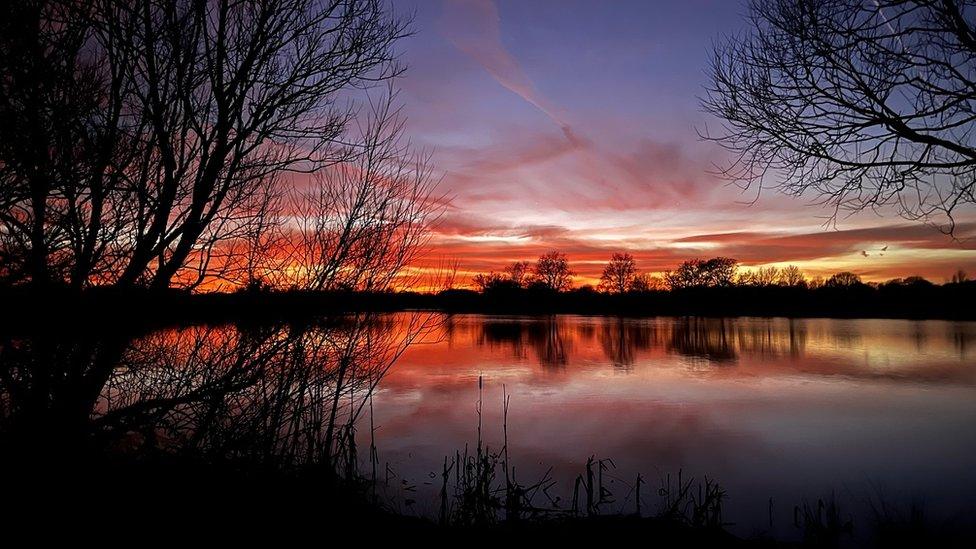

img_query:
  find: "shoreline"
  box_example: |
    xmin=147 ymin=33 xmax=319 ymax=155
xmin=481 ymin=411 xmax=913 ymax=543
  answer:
xmin=2 ymin=284 xmax=975 ymax=332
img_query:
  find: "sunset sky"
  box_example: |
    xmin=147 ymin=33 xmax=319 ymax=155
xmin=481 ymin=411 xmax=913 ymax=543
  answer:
xmin=392 ymin=0 xmax=976 ymax=286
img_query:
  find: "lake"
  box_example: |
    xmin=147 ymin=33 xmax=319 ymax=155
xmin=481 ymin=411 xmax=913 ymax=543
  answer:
xmin=2 ymin=313 xmax=974 ymax=539
xmin=367 ymin=314 xmax=976 ymax=536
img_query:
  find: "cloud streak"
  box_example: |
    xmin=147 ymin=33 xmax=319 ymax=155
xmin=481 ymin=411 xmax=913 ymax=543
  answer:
xmin=442 ymin=0 xmax=582 ymax=145
xmin=420 ymin=220 xmax=976 ymax=285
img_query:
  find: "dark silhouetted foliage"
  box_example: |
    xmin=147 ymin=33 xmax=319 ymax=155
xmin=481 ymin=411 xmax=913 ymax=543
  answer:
xmin=665 ymin=258 xmax=738 ymax=289
xmin=532 ymin=251 xmax=574 ymax=291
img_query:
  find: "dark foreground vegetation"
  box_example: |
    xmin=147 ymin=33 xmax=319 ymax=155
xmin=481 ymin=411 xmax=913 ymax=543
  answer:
xmin=6 ymin=452 xmax=971 ymax=547
xmin=0 ymin=446 xmax=741 ymax=545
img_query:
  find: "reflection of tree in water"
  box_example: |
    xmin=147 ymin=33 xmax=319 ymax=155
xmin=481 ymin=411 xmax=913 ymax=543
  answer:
xmin=786 ymin=319 xmax=807 ymax=358
xmin=668 ymin=318 xmax=738 ymax=363
xmin=478 ymin=320 xmax=528 ymax=358
xmin=825 ymin=324 xmax=863 ymax=350
xmin=599 ymin=318 xmax=656 ymax=369
xmin=526 ymin=318 xmax=570 ymax=368
xmin=575 ymin=321 xmax=597 ymax=345
xmin=910 ymin=321 xmax=929 ymax=352
xmin=0 ymin=330 xmax=130 ymax=450
xmin=732 ymin=319 xmax=808 ymax=359
xmin=441 ymin=314 xmax=460 ymax=350
xmin=470 ymin=316 xmax=817 ymax=369
xmin=667 ymin=318 xmax=811 ymax=363
xmin=953 ymin=325 xmax=975 ymax=359
xmin=477 ymin=317 xmax=572 ymax=368
xmin=1 ymin=314 xmax=432 ymax=472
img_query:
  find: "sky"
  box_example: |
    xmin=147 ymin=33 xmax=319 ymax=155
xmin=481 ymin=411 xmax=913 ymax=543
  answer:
xmin=390 ymin=0 xmax=976 ymax=286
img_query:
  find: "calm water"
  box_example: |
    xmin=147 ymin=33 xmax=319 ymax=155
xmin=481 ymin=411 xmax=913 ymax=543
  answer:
xmin=367 ymin=315 xmax=976 ymax=535
xmin=3 ymin=313 xmax=974 ymax=537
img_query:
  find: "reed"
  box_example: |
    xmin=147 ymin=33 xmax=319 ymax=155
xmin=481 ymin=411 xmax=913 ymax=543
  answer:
xmin=427 ymin=378 xmax=736 ymax=533
xmin=793 ymin=496 xmax=853 ymax=548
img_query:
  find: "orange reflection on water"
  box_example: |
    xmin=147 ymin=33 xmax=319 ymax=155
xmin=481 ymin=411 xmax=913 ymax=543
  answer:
xmin=368 ymin=315 xmax=976 ymax=534
xmin=384 ymin=315 xmax=976 ymax=384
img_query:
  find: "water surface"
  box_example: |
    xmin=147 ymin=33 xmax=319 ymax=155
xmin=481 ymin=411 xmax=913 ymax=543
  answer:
xmin=368 ymin=315 xmax=976 ymax=535
xmin=3 ymin=313 xmax=974 ymax=538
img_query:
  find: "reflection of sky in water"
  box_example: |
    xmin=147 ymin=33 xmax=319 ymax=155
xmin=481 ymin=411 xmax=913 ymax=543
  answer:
xmin=368 ymin=315 xmax=976 ymax=537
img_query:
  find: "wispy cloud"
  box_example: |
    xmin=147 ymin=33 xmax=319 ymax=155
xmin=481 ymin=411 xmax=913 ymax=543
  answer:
xmin=420 ymin=219 xmax=976 ymax=285
xmin=442 ymin=0 xmax=582 ymax=145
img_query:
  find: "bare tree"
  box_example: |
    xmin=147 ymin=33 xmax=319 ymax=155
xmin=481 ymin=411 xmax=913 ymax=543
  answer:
xmin=737 ymin=266 xmax=780 ymax=286
xmin=0 ymin=0 xmax=127 ymax=287
xmin=472 ymin=272 xmax=505 ymax=292
xmin=1 ymin=312 xmax=436 ymax=472
xmin=503 ymin=260 xmax=531 ymax=288
xmin=532 ymin=251 xmax=573 ymax=291
xmin=598 ymin=252 xmax=638 ymax=294
xmin=778 ymin=265 xmax=807 ymax=287
xmin=825 ymin=271 xmax=863 ymax=287
xmin=0 ymin=0 xmax=411 ymax=290
xmin=665 ymin=257 xmax=738 ymax=289
xmin=629 ymin=273 xmax=664 ymax=292
xmin=703 ymin=0 xmax=976 ymax=232
xmin=290 ymin=92 xmax=443 ymax=292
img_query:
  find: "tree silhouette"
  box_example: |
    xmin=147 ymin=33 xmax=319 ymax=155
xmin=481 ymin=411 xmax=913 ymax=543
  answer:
xmin=0 ymin=0 xmax=415 ymax=290
xmin=532 ymin=251 xmax=573 ymax=291
xmin=472 ymin=272 xmax=506 ymax=292
xmin=598 ymin=253 xmax=638 ymax=294
xmin=0 ymin=0 xmax=113 ymax=287
xmin=738 ymin=265 xmax=780 ymax=287
xmin=703 ymin=0 xmax=976 ymax=231
xmin=629 ymin=273 xmax=664 ymax=292
xmin=825 ymin=271 xmax=863 ymax=288
xmin=665 ymin=257 xmax=738 ymax=289
xmin=0 ymin=310 xmax=439 ymax=470
xmin=778 ymin=265 xmax=807 ymax=287
xmin=503 ymin=261 xmax=531 ymax=288
xmin=289 ymin=92 xmax=442 ymax=292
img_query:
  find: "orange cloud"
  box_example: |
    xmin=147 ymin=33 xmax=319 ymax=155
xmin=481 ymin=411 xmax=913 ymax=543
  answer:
xmin=418 ymin=221 xmax=976 ymax=288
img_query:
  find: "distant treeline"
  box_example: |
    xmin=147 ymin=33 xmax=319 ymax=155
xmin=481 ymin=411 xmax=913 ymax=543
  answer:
xmin=3 ymin=252 xmax=971 ymax=327
xmin=424 ymin=282 xmax=976 ymax=319
xmin=469 ymin=251 xmax=971 ymax=294
xmin=441 ymin=252 xmax=974 ymax=319
xmin=3 ymin=281 xmax=974 ymax=331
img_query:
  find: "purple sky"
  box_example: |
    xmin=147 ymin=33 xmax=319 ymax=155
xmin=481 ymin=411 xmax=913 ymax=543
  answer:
xmin=389 ymin=0 xmax=976 ymax=284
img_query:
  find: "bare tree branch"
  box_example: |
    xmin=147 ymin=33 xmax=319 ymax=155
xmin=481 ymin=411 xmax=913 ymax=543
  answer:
xmin=702 ymin=0 xmax=976 ymax=233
